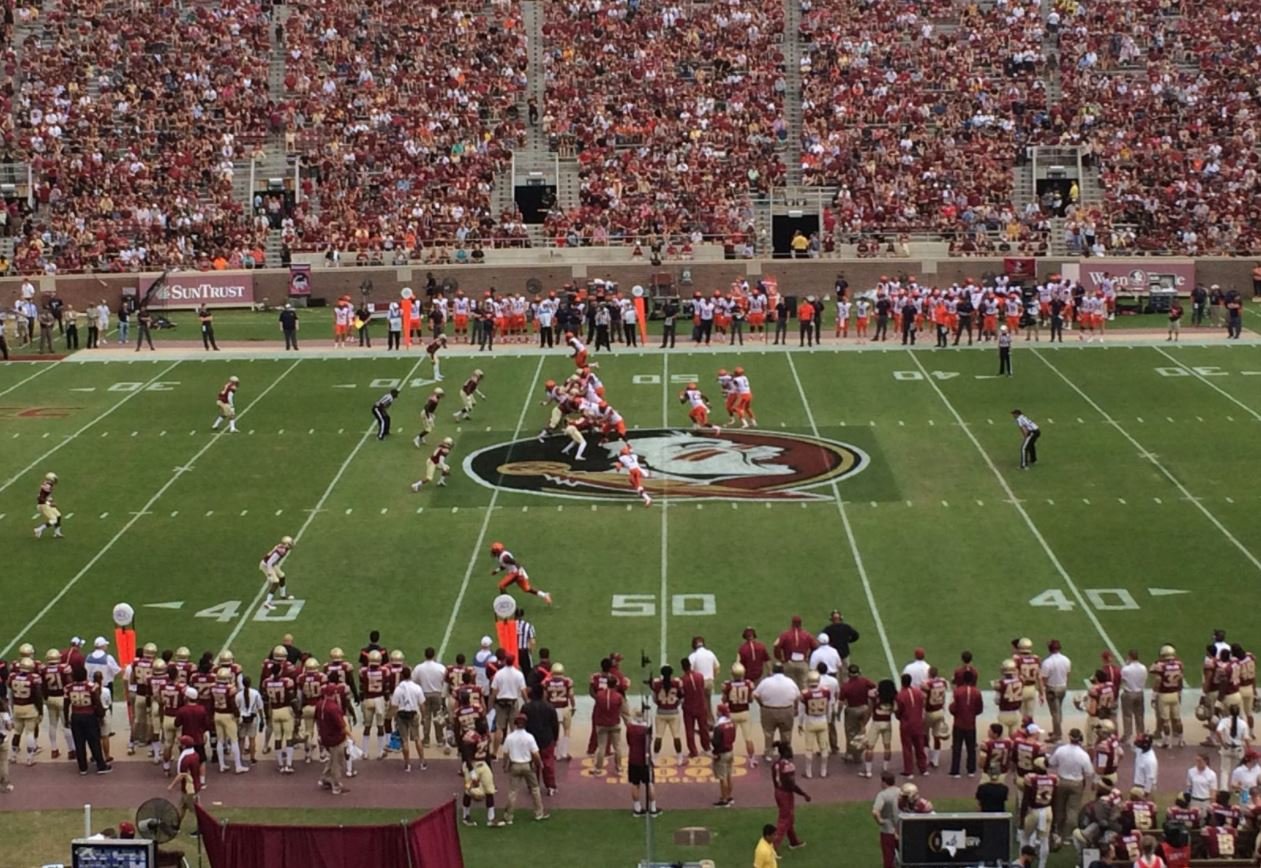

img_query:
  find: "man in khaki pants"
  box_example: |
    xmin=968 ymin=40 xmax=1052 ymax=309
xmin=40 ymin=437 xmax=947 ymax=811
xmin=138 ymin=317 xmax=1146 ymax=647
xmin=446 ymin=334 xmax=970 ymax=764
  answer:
xmin=753 ymin=664 xmax=801 ymax=760
xmin=315 ymin=684 xmax=351 ymax=795
xmin=502 ymin=715 xmax=549 ymax=823
xmin=591 ymin=682 xmax=628 ymax=776
xmin=0 ymin=709 xmax=14 ymax=792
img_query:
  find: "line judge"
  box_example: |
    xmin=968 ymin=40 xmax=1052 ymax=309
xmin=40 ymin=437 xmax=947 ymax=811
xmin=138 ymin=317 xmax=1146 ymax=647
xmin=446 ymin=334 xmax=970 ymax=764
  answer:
xmin=1011 ymin=409 xmax=1040 ymax=469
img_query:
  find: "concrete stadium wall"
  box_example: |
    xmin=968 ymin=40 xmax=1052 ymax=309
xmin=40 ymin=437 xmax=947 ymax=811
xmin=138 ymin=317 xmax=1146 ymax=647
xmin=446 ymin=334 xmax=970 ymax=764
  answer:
xmin=2 ymin=258 xmax=1257 ymax=312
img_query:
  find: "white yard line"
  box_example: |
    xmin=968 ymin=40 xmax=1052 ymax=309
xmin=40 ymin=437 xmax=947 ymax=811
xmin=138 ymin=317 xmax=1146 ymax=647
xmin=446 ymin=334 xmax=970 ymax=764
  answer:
xmin=0 ymin=360 xmax=184 ymax=497
xmin=659 ymin=351 xmax=670 ymax=663
xmin=1 ymin=359 xmax=303 ymax=659
xmin=216 ymin=357 xmax=431 ymax=657
xmin=0 ymin=361 xmax=58 ymax=397
xmin=906 ymin=350 xmax=1122 ymax=657
xmin=1033 ymin=348 xmax=1261 ymax=575
xmin=437 ymin=355 xmax=546 ymax=660
xmin=785 ymin=352 xmax=898 ymax=677
xmin=1149 ymin=345 xmax=1261 ymax=422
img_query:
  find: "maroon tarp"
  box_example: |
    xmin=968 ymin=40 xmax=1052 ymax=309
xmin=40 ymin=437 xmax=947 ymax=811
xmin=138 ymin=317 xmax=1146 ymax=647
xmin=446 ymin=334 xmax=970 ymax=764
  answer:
xmin=196 ymin=800 xmax=463 ymax=868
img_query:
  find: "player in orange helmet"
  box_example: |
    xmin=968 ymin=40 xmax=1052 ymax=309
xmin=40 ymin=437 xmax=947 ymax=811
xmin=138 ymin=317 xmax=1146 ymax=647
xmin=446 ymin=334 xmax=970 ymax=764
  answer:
xmin=731 ymin=367 xmax=757 ymax=428
xmin=679 ymin=383 xmax=720 ymax=433
xmin=489 ymin=543 xmax=553 ymax=605
xmin=616 ymin=445 xmax=653 ymax=507
xmin=717 ymin=369 xmax=738 ymax=426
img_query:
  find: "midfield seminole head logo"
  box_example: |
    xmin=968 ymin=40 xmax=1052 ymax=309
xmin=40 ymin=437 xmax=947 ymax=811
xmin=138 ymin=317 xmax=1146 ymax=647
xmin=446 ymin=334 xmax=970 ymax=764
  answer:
xmin=464 ymin=429 xmax=868 ymax=502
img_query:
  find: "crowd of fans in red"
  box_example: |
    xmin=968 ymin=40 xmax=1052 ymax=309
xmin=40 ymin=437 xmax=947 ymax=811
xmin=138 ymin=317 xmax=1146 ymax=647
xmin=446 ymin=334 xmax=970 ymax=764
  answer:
xmin=0 ymin=0 xmax=1257 ymax=274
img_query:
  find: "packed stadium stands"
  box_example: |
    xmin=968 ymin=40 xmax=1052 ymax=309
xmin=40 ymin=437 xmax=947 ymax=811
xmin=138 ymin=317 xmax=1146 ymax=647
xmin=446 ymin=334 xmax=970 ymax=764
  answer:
xmin=1 ymin=0 xmax=1258 ymax=273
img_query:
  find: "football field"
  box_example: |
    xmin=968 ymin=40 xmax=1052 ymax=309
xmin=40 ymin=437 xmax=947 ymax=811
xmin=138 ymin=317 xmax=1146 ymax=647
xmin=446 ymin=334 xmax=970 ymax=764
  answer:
xmin=2 ymin=337 xmax=1259 ymax=691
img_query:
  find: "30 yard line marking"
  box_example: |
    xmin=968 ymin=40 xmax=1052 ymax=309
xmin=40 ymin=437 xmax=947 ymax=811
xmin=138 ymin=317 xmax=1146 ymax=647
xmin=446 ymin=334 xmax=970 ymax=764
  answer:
xmin=786 ymin=352 xmax=897 ymax=677
xmin=906 ymin=350 xmax=1121 ymax=657
xmin=1150 ymin=346 xmax=1261 ymax=421
xmin=437 ymin=355 xmax=546 ymax=660
xmin=1034 ymin=349 xmax=1261 ymax=576
xmin=0 ymin=361 xmax=58 ymax=398
xmin=217 ymin=357 xmax=429 ymax=658
xmin=0 ymin=360 xmax=184 ymax=497
xmin=1 ymin=359 xmax=303 ymax=660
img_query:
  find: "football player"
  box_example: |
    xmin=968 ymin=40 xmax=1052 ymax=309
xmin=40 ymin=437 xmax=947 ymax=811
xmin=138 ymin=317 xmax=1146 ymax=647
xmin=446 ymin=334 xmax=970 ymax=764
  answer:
xmin=260 ymin=535 xmax=295 ymax=611
xmin=8 ymin=655 xmax=43 ymax=765
xmin=411 ymin=437 xmax=454 ymax=491
xmin=209 ymin=667 xmax=248 ymax=773
xmin=212 ymin=375 xmax=239 ymax=433
xmin=731 ymin=366 xmax=757 ymax=428
xmin=994 ymin=658 xmax=1023 ymax=735
xmin=798 ymin=671 xmax=832 ymax=778
xmin=41 ymin=648 xmax=72 ymax=760
xmin=535 ymin=379 xmax=567 ymax=441
xmin=651 ymin=665 xmax=685 ymax=766
xmin=596 ymin=400 xmax=629 ymax=446
xmin=1021 ymin=755 xmax=1057 ymax=867
xmin=717 ymin=368 xmax=737 ymax=426
xmin=34 ymin=472 xmax=63 ymax=539
xmin=565 ymin=332 xmax=588 ymax=368
xmin=263 ymin=648 xmax=299 ymax=774
xmin=615 ymin=445 xmax=653 ymax=507
xmin=426 ymin=334 xmax=447 ymax=381
xmin=126 ymin=643 xmax=159 ymax=755
xmin=452 ymin=369 xmax=486 ymax=421
xmin=679 ymin=382 xmax=720 ymax=433
xmin=488 ymin=542 xmax=553 ymax=605
xmin=413 ymin=387 xmax=445 ymax=448
xmin=1014 ymin=637 xmax=1045 ymax=719
xmin=359 ymin=651 xmax=389 ymax=760
xmin=461 ymin=717 xmax=503 ymax=827
xmin=296 ymin=658 xmax=326 ymax=763
xmin=543 ymin=662 xmax=574 ymax=761
xmin=1149 ymin=644 xmax=1186 ymax=748
xmin=722 ymin=663 xmax=759 ymax=767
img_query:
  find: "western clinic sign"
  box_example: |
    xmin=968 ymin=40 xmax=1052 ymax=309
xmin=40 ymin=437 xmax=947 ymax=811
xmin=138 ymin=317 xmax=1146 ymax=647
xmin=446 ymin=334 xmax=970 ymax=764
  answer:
xmin=137 ymin=273 xmax=255 ymax=309
xmin=1062 ymin=260 xmax=1196 ymax=295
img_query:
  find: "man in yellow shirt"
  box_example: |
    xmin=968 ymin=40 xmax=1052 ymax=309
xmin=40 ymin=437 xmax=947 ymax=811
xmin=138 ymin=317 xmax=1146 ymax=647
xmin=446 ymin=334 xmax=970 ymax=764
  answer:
xmin=753 ymin=823 xmax=779 ymax=868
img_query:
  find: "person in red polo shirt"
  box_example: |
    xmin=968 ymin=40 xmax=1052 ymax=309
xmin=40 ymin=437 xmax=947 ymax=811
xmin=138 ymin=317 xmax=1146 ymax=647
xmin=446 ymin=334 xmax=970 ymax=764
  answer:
xmin=949 ymin=669 xmax=984 ymax=777
xmin=840 ymin=663 xmax=876 ymax=764
xmin=896 ymin=673 xmax=928 ymax=777
xmin=174 ymin=687 xmax=212 ymax=777
xmin=737 ymin=628 xmax=771 ymax=683
xmin=774 ymin=616 xmax=817 ymax=689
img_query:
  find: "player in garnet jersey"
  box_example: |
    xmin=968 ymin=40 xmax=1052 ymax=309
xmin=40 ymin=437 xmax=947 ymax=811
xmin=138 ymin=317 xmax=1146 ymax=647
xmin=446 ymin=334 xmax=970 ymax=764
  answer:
xmin=359 ymin=651 xmax=389 ymax=760
xmin=411 ymin=437 xmax=454 ymax=491
xmin=412 ymin=387 xmax=445 ymax=448
xmin=452 ymin=370 xmax=486 ymax=421
xmin=1020 ymin=756 xmax=1057 ymax=867
xmin=260 ymin=535 xmax=295 ymax=611
xmin=34 ymin=471 xmax=63 ymax=539
xmin=922 ymin=667 xmax=950 ymax=769
xmin=488 ymin=542 xmax=553 ymax=605
xmin=722 ymin=663 xmax=758 ymax=768
xmin=980 ymin=722 xmax=1013 ymax=778
xmin=615 ymin=446 xmax=653 ymax=507
xmin=212 ymin=376 xmax=239 ymax=433
xmin=1149 ymin=644 xmax=1186 ymax=748
xmin=40 ymin=648 xmax=73 ymax=760
xmin=651 ymin=665 xmax=685 ymax=766
xmin=542 ymin=662 xmax=575 ymax=760
xmin=426 ymin=334 xmax=447 ymax=381
xmin=297 ymin=658 xmax=327 ymax=763
xmin=994 ymin=658 xmax=1024 ymax=735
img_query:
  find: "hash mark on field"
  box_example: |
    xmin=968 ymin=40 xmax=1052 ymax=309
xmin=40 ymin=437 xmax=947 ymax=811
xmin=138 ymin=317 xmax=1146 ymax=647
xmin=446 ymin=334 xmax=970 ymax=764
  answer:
xmin=1154 ymin=497 xmax=1163 ymax=504
xmin=169 ymin=511 xmax=178 ymax=518
xmin=1117 ymin=498 xmax=1127 ymax=505
xmin=159 ymin=431 xmax=166 ymax=437
xmin=1082 ymin=498 xmax=1091 ymax=505
xmin=1047 ymin=418 xmax=1055 ymax=424
xmin=275 ymin=509 xmax=283 ymax=516
xmin=522 ymin=506 xmax=528 ymax=512
xmin=1046 ymin=499 xmax=1055 ymax=505
xmin=927 ymin=420 xmax=934 ymax=426
xmin=344 ymin=508 xmax=353 ymax=515
xmin=9 ymin=433 xmax=17 ymax=439
xmin=898 ymin=420 xmax=905 ymax=426
xmin=99 ymin=512 xmax=108 ymax=519
xmin=1167 ymin=417 xmax=1175 ymax=423
xmin=380 ymin=508 xmax=388 ymax=515
xmin=130 ymin=431 xmax=137 ymax=437
xmin=416 ymin=507 xmax=424 ymax=514
xmin=64 ymin=513 xmax=74 ymax=519
xmin=205 ymin=511 xmax=213 ymax=517
xmin=869 ymin=420 xmax=876 ymax=426
xmin=308 ymin=429 xmax=315 ymax=435
xmin=338 ymin=428 xmax=345 ymax=434
xmin=987 ymin=419 xmax=994 ymax=425
xmin=1136 ymin=417 xmax=1144 ymax=423
xmin=1077 ymin=417 xmax=1085 ymax=424
xmin=248 ymin=430 xmax=255 ymax=435
xmin=695 ymin=504 xmax=702 ymax=510
xmin=1197 ymin=416 xmax=1204 ymax=422
xmin=1226 ymin=497 xmax=1236 ymax=504
xmin=976 ymin=499 xmax=984 ymax=506
xmin=941 ymin=500 xmax=949 ymax=507
xmin=731 ymin=502 xmax=739 ymax=510
xmin=239 ymin=509 xmax=248 ymax=516
xmin=1227 ymin=415 xmax=1236 ymax=422
xmin=557 ymin=505 xmax=563 ymax=512
xmin=278 ymin=429 xmax=284 ymax=435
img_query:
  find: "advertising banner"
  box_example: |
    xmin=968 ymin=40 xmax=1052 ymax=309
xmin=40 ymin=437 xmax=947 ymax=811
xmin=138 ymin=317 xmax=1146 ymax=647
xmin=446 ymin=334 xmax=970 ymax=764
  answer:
xmin=138 ymin=273 xmax=255 ymax=308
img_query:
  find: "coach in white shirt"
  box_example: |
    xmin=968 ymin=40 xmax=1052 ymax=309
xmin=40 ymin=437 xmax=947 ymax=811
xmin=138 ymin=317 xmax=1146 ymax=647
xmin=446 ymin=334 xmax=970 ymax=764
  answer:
xmin=1049 ymin=728 xmax=1093 ymax=839
xmin=1119 ymin=651 xmax=1148 ymax=742
xmin=1040 ymin=640 xmax=1071 ymax=743
xmin=84 ymin=637 xmax=122 ymax=688
xmin=753 ymin=664 xmax=801 ymax=760
xmin=810 ymin=634 xmax=841 ymax=677
xmin=1229 ymin=751 xmax=1261 ymax=797
xmin=490 ymin=656 xmax=528 ymax=752
xmin=502 ymin=715 xmax=548 ymax=823
xmin=411 ymin=647 xmax=448 ymax=750
xmin=902 ymin=648 xmax=931 ymax=688
xmin=1185 ymin=753 xmax=1218 ymax=811
xmin=1132 ymin=735 xmax=1158 ymax=795
xmin=390 ymin=671 xmax=426 ymax=772
xmin=688 ymin=636 xmax=720 ymax=705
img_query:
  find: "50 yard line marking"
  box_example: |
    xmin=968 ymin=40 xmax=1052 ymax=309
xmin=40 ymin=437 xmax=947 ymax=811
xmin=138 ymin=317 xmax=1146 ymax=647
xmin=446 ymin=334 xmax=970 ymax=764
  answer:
xmin=785 ymin=353 xmax=897 ymax=677
xmin=0 ymin=360 xmax=184 ymax=496
xmin=1 ymin=359 xmax=303 ymax=659
xmin=217 ymin=357 xmax=430 ymax=658
xmin=437 ymin=355 xmax=546 ymax=660
xmin=1034 ymin=349 xmax=1261 ymax=576
xmin=905 ymin=350 xmax=1121 ymax=658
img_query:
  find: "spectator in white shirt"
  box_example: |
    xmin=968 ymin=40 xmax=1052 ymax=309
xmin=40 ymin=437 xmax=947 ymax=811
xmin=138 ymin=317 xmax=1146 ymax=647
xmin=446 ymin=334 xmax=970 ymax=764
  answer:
xmin=1215 ymin=710 xmax=1251 ymax=784
xmin=490 ymin=655 xmax=528 ymax=752
xmin=1040 ymin=640 xmax=1071 ymax=743
xmin=501 ymin=715 xmax=549 ymax=823
xmin=1119 ymin=650 xmax=1148 ymax=743
xmin=753 ymin=664 xmax=801 ymax=761
xmin=902 ymin=648 xmax=931 ymax=688
xmin=1049 ymin=728 xmax=1094 ymax=840
xmin=390 ymin=671 xmax=426 ymax=772
xmin=809 ymin=634 xmax=841 ymax=677
xmin=410 ymin=647 xmax=448 ymax=751
xmin=1229 ymin=751 xmax=1261 ymax=799
xmin=1185 ymin=753 xmax=1218 ymax=810
xmin=1132 ymin=734 xmax=1158 ymax=796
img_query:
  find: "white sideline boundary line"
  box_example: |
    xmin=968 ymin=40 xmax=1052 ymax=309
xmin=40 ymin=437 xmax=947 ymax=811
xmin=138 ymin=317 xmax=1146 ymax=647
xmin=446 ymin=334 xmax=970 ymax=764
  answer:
xmin=1150 ymin=345 xmax=1261 ymax=422
xmin=785 ymin=352 xmax=898 ymax=677
xmin=437 ymin=355 xmax=546 ymax=660
xmin=905 ymin=350 xmax=1122 ymax=658
xmin=0 ymin=360 xmax=184 ymax=497
xmin=659 ymin=352 xmax=669 ymax=664
xmin=1 ymin=359 xmax=303 ymax=659
xmin=217 ymin=358 xmax=430 ymax=658
xmin=0 ymin=361 xmax=58 ymax=398
xmin=1033 ymin=348 xmax=1261 ymax=576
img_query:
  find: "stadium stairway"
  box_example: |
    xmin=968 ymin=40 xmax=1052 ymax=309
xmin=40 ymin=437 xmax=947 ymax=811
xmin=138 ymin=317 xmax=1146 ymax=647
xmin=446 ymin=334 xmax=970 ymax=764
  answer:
xmin=782 ymin=0 xmax=804 ymax=188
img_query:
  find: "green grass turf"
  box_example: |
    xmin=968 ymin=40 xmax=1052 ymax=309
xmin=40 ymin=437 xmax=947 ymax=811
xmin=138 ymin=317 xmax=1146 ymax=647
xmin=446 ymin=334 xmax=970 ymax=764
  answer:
xmin=0 ymin=800 xmax=1099 ymax=868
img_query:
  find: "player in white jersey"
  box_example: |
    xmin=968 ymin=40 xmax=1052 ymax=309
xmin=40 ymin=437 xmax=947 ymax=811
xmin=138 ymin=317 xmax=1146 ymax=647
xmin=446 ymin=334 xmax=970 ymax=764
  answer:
xmin=717 ymin=369 xmax=737 ymax=425
xmin=333 ymin=302 xmax=353 ymax=348
xmin=679 ymin=383 xmax=720 ymax=432
xmin=616 ymin=446 xmax=653 ymax=507
xmin=453 ymin=294 xmax=471 ymax=340
xmin=731 ymin=367 xmax=757 ymax=427
xmin=261 ymin=536 xmax=295 ymax=610
xmin=836 ymin=299 xmax=852 ymax=338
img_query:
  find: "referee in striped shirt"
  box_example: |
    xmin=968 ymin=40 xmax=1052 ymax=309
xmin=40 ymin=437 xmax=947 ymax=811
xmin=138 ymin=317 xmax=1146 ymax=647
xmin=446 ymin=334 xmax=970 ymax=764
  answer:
xmin=1012 ymin=409 xmax=1039 ymax=469
xmin=514 ymin=608 xmax=536 ymax=672
xmin=373 ymin=388 xmax=399 ymax=440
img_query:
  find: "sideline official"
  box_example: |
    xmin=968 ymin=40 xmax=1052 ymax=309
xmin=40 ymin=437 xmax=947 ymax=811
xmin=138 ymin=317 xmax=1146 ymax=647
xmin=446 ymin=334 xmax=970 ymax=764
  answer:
xmin=997 ymin=326 xmax=1013 ymax=376
xmin=1012 ymin=409 xmax=1039 ymax=469
xmin=373 ymin=388 xmax=399 ymax=440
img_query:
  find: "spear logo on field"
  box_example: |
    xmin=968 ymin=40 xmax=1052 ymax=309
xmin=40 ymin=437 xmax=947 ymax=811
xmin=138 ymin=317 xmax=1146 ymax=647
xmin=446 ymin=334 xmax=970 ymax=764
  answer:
xmin=463 ymin=428 xmax=868 ymax=502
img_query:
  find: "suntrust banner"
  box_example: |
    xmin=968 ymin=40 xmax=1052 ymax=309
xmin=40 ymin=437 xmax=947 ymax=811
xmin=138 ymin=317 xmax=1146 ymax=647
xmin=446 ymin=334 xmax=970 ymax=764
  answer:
xmin=1065 ymin=260 xmax=1196 ymax=295
xmin=138 ymin=273 xmax=255 ymax=309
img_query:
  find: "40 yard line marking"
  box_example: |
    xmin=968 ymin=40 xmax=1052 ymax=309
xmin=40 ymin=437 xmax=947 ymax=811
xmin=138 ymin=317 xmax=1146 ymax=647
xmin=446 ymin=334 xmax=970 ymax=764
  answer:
xmin=905 ymin=350 xmax=1121 ymax=657
xmin=1034 ymin=349 xmax=1261 ymax=576
xmin=1 ymin=359 xmax=303 ymax=660
xmin=0 ymin=360 xmax=184 ymax=497
xmin=437 ymin=355 xmax=547 ymax=660
xmin=218 ymin=356 xmax=429 ymax=658
xmin=785 ymin=352 xmax=897 ymax=677
xmin=1149 ymin=345 xmax=1261 ymax=422
xmin=0 ymin=361 xmax=58 ymax=398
